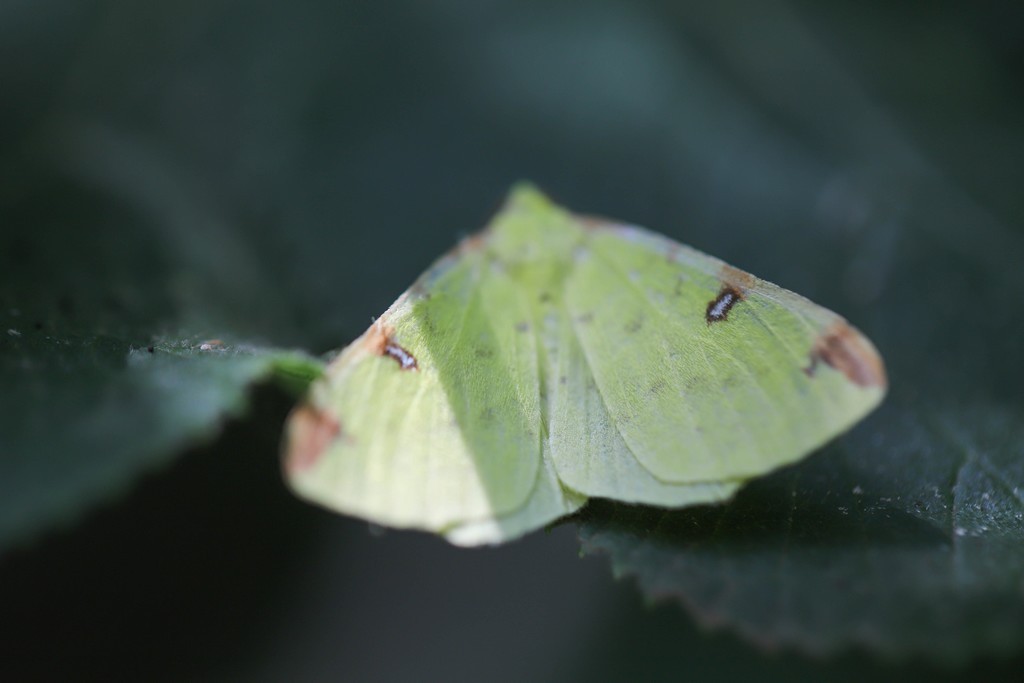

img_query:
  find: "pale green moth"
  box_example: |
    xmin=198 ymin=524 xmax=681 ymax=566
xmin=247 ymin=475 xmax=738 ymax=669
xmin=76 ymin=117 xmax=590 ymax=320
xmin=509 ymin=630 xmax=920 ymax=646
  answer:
xmin=284 ymin=184 xmax=886 ymax=545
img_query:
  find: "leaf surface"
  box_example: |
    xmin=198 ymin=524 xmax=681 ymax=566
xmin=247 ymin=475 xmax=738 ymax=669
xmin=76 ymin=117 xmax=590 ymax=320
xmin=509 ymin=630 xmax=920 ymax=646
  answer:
xmin=580 ymin=399 xmax=1024 ymax=662
xmin=0 ymin=322 xmax=322 ymax=552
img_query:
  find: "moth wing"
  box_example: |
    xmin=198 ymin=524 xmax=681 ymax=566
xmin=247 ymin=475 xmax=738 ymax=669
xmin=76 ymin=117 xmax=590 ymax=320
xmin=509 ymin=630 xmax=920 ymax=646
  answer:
xmin=552 ymin=220 xmax=885 ymax=490
xmin=284 ymin=244 xmax=578 ymax=541
xmin=547 ymin=299 xmax=742 ymax=505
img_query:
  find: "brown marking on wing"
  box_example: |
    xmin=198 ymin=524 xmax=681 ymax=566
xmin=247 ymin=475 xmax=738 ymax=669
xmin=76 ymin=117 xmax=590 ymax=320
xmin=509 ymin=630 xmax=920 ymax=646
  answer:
xmin=285 ymin=404 xmax=342 ymax=474
xmin=461 ymin=231 xmax=487 ymax=252
xmin=362 ymin=324 xmax=419 ymax=370
xmin=575 ymin=214 xmax=608 ymax=231
xmin=804 ymin=322 xmax=887 ymax=388
xmin=449 ymin=230 xmax=489 ymax=257
xmin=384 ymin=340 xmax=418 ymax=370
xmin=706 ymin=265 xmax=758 ymax=324
xmin=705 ymin=285 xmax=742 ymax=324
xmin=362 ymin=324 xmax=390 ymax=355
xmin=199 ymin=339 xmax=224 ymax=350
xmin=719 ymin=264 xmax=757 ymax=293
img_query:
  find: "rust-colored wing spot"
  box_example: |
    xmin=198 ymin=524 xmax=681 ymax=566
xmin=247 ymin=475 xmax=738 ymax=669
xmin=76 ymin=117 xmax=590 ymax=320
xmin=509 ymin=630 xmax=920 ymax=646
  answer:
xmin=363 ymin=324 xmax=418 ymax=371
xmin=459 ymin=231 xmax=487 ymax=253
xmin=575 ymin=214 xmax=608 ymax=231
xmin=285 ymin=404 xmax=342 ymax=474
xmin=720 ymin=264 xmax=756 ymax=292
xmin=363 ymin=324 xmax=389 ymax=355
xmin=804 ymin=322 xmax=887 ymax=388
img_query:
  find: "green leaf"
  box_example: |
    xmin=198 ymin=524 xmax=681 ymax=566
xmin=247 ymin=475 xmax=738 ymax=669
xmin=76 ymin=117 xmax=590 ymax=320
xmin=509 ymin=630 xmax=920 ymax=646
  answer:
xmin=579 ymin=398 xmax=1024 ymax=663
xmin=0 ymin=159 xmax=325 ymax=554
xmin=0 ymin=322 xmax=323 ymax=553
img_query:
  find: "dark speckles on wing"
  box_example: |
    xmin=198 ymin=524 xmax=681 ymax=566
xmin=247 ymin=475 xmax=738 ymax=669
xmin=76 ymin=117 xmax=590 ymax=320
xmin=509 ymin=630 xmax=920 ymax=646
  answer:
xmin=649 ymin=378 xmax=668 ymax=395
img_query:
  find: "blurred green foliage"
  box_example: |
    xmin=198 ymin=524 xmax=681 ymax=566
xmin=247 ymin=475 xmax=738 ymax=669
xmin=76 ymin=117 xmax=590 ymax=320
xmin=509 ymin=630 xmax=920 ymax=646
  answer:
xmin=2 ymin=0 xmax=1023 ymax=680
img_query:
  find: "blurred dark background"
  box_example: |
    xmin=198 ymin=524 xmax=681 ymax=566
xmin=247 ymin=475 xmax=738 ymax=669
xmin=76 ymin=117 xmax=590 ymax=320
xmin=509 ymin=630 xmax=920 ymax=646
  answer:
xmin=2 ymin=1 xmax=1023 ymax=680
